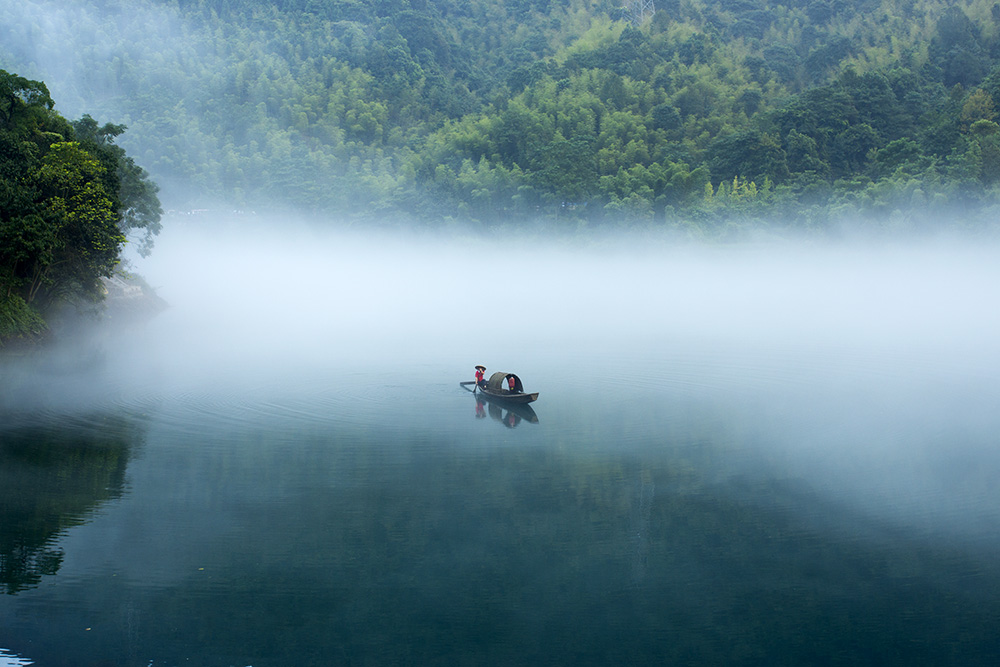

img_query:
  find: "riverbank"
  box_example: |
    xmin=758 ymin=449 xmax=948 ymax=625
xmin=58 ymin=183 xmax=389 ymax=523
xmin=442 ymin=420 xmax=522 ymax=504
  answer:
xmin=0 ymin=273 xmax=166 ymax=351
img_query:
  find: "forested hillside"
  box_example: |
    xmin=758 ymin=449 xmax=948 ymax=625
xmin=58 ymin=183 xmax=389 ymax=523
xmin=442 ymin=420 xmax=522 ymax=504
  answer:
xmin=3 ymin=0 xmax=1000 ymax=230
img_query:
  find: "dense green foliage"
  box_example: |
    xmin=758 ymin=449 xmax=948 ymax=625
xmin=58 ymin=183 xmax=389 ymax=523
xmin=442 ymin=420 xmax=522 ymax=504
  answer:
xmin=0 ymin=293 xmax=47 ymax=344
xmin=3 ymin=0 xmax=1000 ymax=228
xmin=0 ymin=69 xmax=161 ymax=343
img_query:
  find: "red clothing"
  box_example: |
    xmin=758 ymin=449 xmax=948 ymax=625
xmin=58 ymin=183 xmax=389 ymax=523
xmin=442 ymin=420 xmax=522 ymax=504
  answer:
xmin=507 ymin=376 xmax=516 ymax=391
xmin=475 ymin=369 xmax=485 ymax=383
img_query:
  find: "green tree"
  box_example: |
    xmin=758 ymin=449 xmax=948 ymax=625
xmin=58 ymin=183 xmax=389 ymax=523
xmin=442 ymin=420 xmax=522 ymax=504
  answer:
xmin=784 ymin=129 xmax=828 ymax=175
xmin=531 ymin=136 xmax=598 ymax=203
xmin=0 ymin=70 xmax=54 ymax=129
xmin=960 ymin=89 xmax=997 ymax=127
xmin=0 ymin=70 xmax=160 ymax=342
xmin=834 ymin=123 xmax=881 ymax=173
xmin=931 ymin=6 xmax=990 ymax=87
xmin=708 ymin=129 xmax=790 ymax=185
xmin=72 ymin=115 xmax=163 ymax=257
xmin=969 ymin=119 xmax=1000 ymax=184
xmin=33 ymin=141 xmax=123 ymax=304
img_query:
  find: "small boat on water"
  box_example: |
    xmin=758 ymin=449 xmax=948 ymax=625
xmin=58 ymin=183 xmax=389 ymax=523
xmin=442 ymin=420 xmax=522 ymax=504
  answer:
xmin=477 ymin=371 xmax=539 ymax=404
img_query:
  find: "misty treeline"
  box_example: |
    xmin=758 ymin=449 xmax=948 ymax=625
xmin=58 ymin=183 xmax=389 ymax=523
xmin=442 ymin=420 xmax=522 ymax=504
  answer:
xmin=2 ymin=0 xmax=1000 ymax=229
xmin=0 ymin=69 xmax=162 ymax=343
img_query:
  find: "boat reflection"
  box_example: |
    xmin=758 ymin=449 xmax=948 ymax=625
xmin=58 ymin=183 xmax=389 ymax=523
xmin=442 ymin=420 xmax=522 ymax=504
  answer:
xmin=475 ymin=394 xmax=539 ymax=427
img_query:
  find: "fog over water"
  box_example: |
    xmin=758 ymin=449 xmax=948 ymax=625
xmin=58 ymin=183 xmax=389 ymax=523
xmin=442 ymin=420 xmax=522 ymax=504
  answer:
xmin=4 ymin=220 xmax=1000 ymax=666
xmin=136 ymin=220 xmax=1000 ymax=361
xmin=130 ymin=221 xmax=1000 ymax=515
xmin=9 ymin=221 xmax=1000 ymax=526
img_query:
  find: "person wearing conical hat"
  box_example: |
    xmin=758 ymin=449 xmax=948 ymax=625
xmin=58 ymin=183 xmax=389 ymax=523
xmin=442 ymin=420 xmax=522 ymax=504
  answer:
xmin=474 ymin=365 xmax=487 ymax=390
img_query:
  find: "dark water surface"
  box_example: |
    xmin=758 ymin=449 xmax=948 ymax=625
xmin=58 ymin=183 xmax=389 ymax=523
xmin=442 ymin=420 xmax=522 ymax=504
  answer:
xmin=3 ymin=345 xmax=999 ymax=666
xmin=3 ymin=230 xmax=1000 ymax=666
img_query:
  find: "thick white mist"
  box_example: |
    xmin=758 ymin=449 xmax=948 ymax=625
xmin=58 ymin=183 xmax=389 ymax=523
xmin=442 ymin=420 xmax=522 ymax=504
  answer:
xmin=131 ymin=222 xmax=1000 ymax=378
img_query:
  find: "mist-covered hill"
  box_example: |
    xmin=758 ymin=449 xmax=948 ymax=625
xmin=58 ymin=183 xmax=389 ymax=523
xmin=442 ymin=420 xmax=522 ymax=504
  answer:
xmin=3 ymin=0 xmax=1000 ymax=230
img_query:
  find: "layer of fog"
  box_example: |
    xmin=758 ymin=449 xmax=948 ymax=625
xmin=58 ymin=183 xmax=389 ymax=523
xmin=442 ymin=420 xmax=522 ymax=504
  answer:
xmin=120 ymin=221 xmax=1000 ymax=534
xmin=129 ymin=220 xmax=1000 ymax=377
xmin=4 ymin=220 xmax=999 ymax=584
xmin=0 ymin=219 xmax=1000 ymax=534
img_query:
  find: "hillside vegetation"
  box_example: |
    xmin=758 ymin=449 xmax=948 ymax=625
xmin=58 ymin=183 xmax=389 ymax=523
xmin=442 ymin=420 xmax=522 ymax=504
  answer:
xmin=0 ymin=70 xmax=161 ymax=344
xmin=2 ymin=0 xmax=1000 ymax=230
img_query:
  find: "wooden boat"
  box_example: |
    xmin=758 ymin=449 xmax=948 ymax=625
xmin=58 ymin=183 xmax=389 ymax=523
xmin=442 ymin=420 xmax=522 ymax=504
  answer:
xmin=477 ymin=371 xmax=539 ymax=404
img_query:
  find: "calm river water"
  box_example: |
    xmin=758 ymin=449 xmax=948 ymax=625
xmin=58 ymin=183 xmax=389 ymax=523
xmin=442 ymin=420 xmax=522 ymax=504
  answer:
xmin=2 ymin=226 xmax=999 ymax=666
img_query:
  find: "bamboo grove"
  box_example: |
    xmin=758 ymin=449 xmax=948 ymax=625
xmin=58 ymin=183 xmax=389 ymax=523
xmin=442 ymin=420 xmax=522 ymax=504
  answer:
xmin=2 ymin=0 xmax=1000 ymax=231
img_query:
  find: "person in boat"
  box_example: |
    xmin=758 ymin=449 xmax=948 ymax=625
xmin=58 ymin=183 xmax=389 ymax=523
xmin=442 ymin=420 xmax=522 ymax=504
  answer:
xmin=507 ymin=375 xmax=516 ymax=393
xmin=475 ymin=365 xmax=487 ymax=390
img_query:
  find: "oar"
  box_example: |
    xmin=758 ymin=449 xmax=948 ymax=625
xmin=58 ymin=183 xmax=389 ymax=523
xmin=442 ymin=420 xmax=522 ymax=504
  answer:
xmin=459 ymin=381 xmax=477 ymax=393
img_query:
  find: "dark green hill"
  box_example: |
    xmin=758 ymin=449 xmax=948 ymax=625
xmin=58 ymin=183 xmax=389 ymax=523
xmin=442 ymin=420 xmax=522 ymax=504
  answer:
xmin=2 ymin=0 xmax=999 ymax=230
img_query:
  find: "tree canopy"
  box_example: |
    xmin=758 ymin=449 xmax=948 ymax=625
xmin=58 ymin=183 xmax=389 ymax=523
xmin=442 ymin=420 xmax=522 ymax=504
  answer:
xmin=2 ymin=0 xmax=999 ymax=230
xmin=0 ymin=69 xmax=161 ymax=342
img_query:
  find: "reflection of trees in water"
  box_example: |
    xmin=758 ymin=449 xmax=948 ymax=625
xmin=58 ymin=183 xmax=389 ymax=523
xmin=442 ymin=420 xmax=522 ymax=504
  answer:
xmin=0 ymin=416 xmax=142 ymax=593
